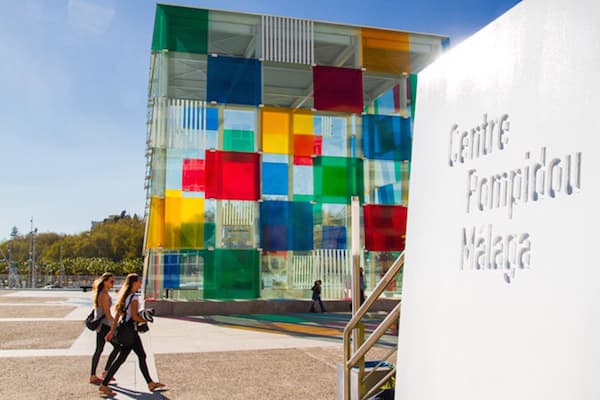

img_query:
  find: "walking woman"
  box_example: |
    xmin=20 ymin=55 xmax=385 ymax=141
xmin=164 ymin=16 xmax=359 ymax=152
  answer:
xmin=99 ymin=273 xmax=165 ymax=397
xmin=89 ymin=272 xmax=120 ymax=385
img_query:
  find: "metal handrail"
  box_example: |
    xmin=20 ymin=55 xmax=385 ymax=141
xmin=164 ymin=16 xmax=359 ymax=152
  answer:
xmin=343 ymin=251 xmax=404 ymax=400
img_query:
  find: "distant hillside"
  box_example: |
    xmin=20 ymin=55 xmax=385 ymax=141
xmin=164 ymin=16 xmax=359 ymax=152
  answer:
xmin=0 ymin=212 xmax=145 ymax=276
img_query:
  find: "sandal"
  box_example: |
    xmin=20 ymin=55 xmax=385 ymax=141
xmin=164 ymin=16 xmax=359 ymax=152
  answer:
xmin=89 ymin=376 xmax=103 ymax=385
xmin=148 ymin=381 xmax=166 ymax=391
xmin=98 ymin=385 xmax=116 ymax=397
xmin=101 ymin=372 xmax=116 ymax=382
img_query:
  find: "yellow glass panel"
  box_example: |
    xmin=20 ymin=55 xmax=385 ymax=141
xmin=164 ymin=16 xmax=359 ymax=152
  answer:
xmin=164 ymin=190 xmax=182 ymax=248
xmin=293 ymin=112 xmax=314 ymax=135
xmin=361 ymin=28 xmax=411 ymax=74
xmin=146 ymin=197 xmax=165 ymax=249
xmin=181 ymin=197 xmax=205 ymax=248
xmin=261 ymin=108 xmax=291 ymax=154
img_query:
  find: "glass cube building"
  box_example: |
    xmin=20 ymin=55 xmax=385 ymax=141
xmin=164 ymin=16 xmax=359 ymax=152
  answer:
xmin=143 ymin=4 xmax=448 ymax=301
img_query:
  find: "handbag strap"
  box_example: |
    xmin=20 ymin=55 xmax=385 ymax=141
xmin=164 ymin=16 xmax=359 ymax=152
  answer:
xmin=121 ymin=293 xmax=135 ymax=322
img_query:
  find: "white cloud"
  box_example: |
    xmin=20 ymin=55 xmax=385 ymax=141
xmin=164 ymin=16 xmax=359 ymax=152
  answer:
xmin=68 ymin=0 xmax=115 ymax=35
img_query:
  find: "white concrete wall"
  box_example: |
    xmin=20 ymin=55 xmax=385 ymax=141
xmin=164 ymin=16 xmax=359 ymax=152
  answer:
xmin=396 ymin=0 xmax=598 ymax=398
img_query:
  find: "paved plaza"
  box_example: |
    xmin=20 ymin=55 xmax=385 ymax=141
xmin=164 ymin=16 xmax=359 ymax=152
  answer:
xmin=0 ymin=289 xmax=395 ymax=399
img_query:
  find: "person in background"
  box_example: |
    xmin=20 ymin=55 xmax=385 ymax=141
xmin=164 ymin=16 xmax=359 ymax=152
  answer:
xmin=359 ymin=267 xmax=366 ymax=306
xmin=89 ymin=272 xmax=120 ymax=385
xmin=98 ymin=273 xmax=166 ymax=397
xmin=309 ymin=280 xmax=326 ymax=313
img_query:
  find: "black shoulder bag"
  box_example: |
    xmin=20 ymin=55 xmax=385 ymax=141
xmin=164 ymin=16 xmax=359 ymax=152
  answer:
xmin=112 ymin=294 xmax=136 ymax=346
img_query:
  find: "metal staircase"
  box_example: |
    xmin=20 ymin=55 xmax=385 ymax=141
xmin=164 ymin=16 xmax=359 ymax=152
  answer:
xmin=341 ymin=252 xmax=404 ymax=400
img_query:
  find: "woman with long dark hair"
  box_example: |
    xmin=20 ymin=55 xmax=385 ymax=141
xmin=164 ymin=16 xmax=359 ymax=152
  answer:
xmin=89 ymin=272 xmax=120 ymax=384
xmin=98 ymin=273 xmax=165 ymax=397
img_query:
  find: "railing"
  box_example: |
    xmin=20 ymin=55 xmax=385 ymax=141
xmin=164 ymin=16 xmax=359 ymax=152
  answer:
xmin=342 ymin=251 xmax=404 ymax=400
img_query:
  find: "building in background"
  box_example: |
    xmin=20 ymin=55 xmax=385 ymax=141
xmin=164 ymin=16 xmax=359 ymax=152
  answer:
xmin=143 ymin=4 xmax=448 ymax=301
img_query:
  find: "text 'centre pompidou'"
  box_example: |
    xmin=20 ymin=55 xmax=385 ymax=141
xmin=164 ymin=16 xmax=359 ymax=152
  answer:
xmin=143 ymin=4 xmax=448 ymax=301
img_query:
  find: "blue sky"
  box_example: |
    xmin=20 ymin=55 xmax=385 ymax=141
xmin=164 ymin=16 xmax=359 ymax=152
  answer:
xmin=0 ymin=0 xmax=520 ymax=241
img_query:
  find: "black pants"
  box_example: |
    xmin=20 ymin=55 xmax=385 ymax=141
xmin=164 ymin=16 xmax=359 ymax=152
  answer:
xmin=102 ymin=331 xmax=152 ymax=385
xmin=91 ymin=324 xmax=120 ymax=375
xmin=309 ymin=297 xmax=326 ymax=312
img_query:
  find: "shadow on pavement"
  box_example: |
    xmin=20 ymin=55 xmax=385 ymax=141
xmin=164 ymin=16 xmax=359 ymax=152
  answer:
xmin=108 ymin=385 xmax=170 ymax=400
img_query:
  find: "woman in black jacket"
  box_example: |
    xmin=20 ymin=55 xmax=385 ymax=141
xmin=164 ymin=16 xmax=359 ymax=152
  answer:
xmin=309 ymin=280 xmax=326 ymax=312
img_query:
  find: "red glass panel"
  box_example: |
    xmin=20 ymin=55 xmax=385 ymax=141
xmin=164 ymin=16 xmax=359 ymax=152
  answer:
xmin=293 ymin=156 xmax=313 ymax=166
xmin=293 ymin=134 xmax=315 ymax=157
xmin=182 ymin=159 xmax=205 ymax=192
xmin=364 ymin=205 xmax=407 ymax=251
xmin=313 ymin=66 xmax=363 ymax=113
xmin=205 ymin=151 xmax=260 ymax=200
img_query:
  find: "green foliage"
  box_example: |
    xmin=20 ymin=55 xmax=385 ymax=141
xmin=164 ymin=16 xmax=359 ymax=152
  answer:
xmin=0 ymin=212 xmax=145 ymax=276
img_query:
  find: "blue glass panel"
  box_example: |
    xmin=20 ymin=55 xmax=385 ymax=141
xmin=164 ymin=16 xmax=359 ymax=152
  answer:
xmin=166 ymin=149 xmax=183 ymax=190
xmin=362 ymin=115 xmax=412 ymax=161
xmin=207 ymin=56 xmax=261 ymax=106
xmin=260 ymin=201 xmax=313 ymax=251
xmin=262 ymin=162 xmax=288 ymax=195
xmin=206 ymin=107 xmax=219 ymax=130
xmin=224 ymin=109 xmax=255 ymax=131
xmin=322 ymin=226 xmax=347 ymax=249
xmin=163 ymin=253 xmax=180 ymax=289
xmin=290 ymin=201 xmax=313 ymax=251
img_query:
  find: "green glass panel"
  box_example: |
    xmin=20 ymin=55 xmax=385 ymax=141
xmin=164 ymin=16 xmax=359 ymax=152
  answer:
xmin=180 ymin=222 xmax=202 ymax=248
xmin=204 ymin=222 xmax=216 ymax=248
xmin=152 ymin=5 xmax=208 ymax=54
xmin=204 ymin=249 xmax=259 ymax=300
xmin=314 ymin=156 xmax=364 ymax=204
xmin=223 ymin=129 xmax=255 ymax=152
xmin=198 ymin=250 xmax=216 ymax=298
xmin=409 ymin=74 xmax=418 ymax=119
xmin=293 ymin=194 xmax=313 ymax=202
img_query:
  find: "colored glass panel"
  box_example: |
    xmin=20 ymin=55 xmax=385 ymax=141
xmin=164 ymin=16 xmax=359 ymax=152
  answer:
xmin=364 ymin=205 xmax=407 ymax=251
xmin=180 ymin=197 xmax=204 ymax=248
xmin=146 ymin=197 xmax=165 ymax=249
xmin=182 ymin=159 xmax=205 ymax=192
xmin=166 ymin=150 xmax=183 ymax=190
xmin=204 ymin=249 xmax=259 ymax=299
xmin=164 ymin=190 xmax=182 ymax=248
xmin=163 ymin=253 xmax=181 ymax=289
xmin=293 ymin=165 xmax=313 ymax=196
xmin=152 ymin=5 xmax=208 ymax=54
xmin=409 ymin=74 xmax=418 ymax=120
xmin=313 ymin=66 xmax=363 ymax=113
xmin=322 ymin=226 xmax=347 ymax=249
xmin=293 ymin=134 xmax=317 ymax=157
xmin=314 ymin=156 xmax=364 ymax=204
xmin=261 ymin=108 xmax=291 ymax=154
xmin=207 ymin=56 xmax=261 ymax=106
xmin=223 ymin=129 xmax=254 ymax=152
xmin=362 ymin=115 xmax=412 ymax=161
xmin=318 ymin=116 xmax=347 ymax=157
xmin=261 ymin=251 xmax=289 ymax=291
xmin=361 ymin=28 xmax=410 ymax=74
xmin=223 ymin=108 xmax=256 ymax=151
xmin=293 ymin=113 xmax=314 ymax=134
xmin=205 ymin=151 xmax=260 ymax=200
xmin=260 ymin=201 xmax=313 ymax=251
xmin=262 ymin=162 xmax=288 ymax=196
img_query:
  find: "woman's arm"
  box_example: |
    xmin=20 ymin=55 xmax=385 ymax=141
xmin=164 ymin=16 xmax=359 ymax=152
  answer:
xmin=130 ymin=298 xmax=146 ymax=323
xmin=105 ymin=308 xmax=121 ymax=341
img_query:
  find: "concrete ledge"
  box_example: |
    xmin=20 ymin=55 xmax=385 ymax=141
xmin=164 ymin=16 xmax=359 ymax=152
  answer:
xmin=146 ymin=298 xmax=400 ymax=316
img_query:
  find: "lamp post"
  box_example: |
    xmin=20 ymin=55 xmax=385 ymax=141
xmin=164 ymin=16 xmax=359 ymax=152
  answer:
xmin=29 ymin=218 xmax=37 ymax=288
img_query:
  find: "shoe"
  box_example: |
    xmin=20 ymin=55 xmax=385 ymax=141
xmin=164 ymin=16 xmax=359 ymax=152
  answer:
xmin=101 ymin=372 xmax=116 ymax=382
xmin=148 ymin=381 xmax=166 ymax=391
xmin=89 ymin=376 xmax=102 ymax=385
xmin=98 ymin=385 xmax=115 ymax=397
